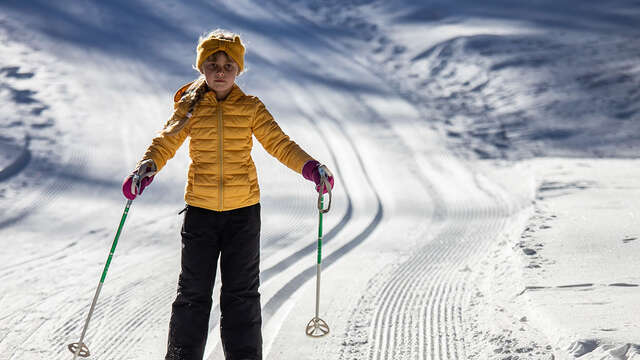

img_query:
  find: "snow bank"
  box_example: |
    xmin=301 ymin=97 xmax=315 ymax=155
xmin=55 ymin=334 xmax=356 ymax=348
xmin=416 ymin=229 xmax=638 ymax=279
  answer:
xmin=470 ymin=159 xmax=640 ymax=359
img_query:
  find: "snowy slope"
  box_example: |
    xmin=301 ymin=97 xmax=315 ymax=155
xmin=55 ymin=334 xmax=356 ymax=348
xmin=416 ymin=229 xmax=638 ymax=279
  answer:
xmin=276 ymin=0 xmax=640 ymax=159
xmin=1 ymin=1 xmax=639 ymax=359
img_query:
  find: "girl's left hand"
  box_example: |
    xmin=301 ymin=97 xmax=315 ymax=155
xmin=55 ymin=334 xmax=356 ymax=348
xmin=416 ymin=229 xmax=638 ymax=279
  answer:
xmin=303 ymin=160 xmax=335 ymax=194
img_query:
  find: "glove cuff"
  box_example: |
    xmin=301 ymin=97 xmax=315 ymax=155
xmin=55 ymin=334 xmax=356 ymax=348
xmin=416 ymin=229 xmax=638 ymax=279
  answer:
xmin=302 ymin=160 xmax=320 ymax=181
xmin=135 ymin=159 xmax=157 ymax=178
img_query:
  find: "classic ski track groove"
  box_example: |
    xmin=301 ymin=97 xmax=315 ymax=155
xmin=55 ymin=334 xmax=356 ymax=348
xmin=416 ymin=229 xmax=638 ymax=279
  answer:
xmin=334 ymin=94 xmax=500 ymax=360
xmin=367 ymin=208 xmax=507 ymax=360
xmin=326 ymin=90 xmax=512 ymax=360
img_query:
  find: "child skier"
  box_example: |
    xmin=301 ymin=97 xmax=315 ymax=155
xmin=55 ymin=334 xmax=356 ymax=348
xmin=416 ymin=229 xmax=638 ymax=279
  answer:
xmin=122 ymin=29 xmax=335 ymax=360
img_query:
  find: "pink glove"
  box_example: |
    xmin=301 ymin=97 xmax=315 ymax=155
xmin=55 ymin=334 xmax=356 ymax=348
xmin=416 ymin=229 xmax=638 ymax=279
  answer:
xmin=122 ymin=175 xmax=154 ymax=200
xmin=302 ymin=160 xmax=335 ymax=194
xmin=122 ymin=159 xmax=157 ymax=200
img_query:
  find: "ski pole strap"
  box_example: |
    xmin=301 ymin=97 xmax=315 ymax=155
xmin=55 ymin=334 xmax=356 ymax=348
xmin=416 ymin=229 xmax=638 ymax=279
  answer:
xmin=129 ymin=171 xmax=144 ymax=197
xmin=317 ymin=167 xmax=332 ymax=213
xmin=136 ymin=159 xmax=157 ymax=178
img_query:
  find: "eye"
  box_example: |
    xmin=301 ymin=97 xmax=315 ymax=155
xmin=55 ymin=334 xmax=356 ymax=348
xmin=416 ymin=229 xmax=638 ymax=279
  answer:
xmin=224 ymin=64 xmax=233 ymax=71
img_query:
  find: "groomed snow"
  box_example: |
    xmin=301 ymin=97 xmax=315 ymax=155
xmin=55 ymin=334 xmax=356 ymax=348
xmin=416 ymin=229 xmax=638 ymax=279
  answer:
xmin=1 ymin=1 xmax=639 ymax=359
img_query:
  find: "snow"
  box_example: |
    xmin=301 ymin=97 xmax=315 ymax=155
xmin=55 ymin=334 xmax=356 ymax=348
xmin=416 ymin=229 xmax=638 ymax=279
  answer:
xmin=1 ymin=0 xmax=639 ymax=359
xmin=515 ymin=159 xmax=640 ymax=356
xmin=467 ymin=160 xmax=640 ymax=359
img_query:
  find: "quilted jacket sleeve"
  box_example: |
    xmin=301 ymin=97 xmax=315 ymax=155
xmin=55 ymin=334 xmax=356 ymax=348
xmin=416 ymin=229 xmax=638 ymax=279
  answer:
xmin=252 ymin=99 xmax=314 ymax=173
xmin=141 ymin=107 xmax=190 ymax=172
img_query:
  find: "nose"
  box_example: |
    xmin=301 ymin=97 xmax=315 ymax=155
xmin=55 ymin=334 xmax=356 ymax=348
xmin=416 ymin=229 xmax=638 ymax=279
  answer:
xmin=216 ymin=70 xmax=224 ymax=78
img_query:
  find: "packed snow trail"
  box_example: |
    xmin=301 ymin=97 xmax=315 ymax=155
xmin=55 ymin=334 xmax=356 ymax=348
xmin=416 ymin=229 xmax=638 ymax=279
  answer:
xmin=258 ymin=77 xmax=524 ymax=359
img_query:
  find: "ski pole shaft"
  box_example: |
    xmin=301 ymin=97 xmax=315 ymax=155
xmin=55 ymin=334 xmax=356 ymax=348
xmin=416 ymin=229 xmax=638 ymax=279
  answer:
xmin=315 ymin=197 xmax=324 ymax=318
xmin=315 ymin=263 xmax=321 ymax=318
xmin=70 ymin=198 xmax=133 ymax=359
xmin=317 ymin=197 xmax=324 ymax=265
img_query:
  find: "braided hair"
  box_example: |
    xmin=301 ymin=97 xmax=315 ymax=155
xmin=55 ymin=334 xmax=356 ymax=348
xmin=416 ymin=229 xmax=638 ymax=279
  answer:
xmin=161 ymin=77 xmax=209 ymax=135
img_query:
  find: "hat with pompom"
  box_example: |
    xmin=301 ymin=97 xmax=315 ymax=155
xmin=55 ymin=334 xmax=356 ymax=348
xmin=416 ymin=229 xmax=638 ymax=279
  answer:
xmin=196 ymin=34 xmax=245 ymax=73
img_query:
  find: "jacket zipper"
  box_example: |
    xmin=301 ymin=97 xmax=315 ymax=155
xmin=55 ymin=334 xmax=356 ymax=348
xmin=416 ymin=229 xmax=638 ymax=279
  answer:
xmin=218 ymin=104 xmax=224 ymax=210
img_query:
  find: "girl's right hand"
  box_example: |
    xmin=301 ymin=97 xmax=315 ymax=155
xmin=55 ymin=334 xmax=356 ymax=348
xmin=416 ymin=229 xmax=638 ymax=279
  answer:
xmin=122 ymin=159 xmax=157 ymax=200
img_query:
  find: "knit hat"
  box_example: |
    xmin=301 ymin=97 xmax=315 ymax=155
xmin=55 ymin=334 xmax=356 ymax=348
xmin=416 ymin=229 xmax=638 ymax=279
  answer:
xmin=196 ymin=34 xmax=245 ymax=73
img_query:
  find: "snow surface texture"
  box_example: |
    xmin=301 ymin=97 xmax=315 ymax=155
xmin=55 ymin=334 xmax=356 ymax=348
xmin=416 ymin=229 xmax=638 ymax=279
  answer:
xmin=1 ymin=0 xmax=639 ymax=359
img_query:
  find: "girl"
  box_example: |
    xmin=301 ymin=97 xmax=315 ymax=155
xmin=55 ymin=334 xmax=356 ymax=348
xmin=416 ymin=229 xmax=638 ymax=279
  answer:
xmin=122 ymin=29 xmax=335 ymax=360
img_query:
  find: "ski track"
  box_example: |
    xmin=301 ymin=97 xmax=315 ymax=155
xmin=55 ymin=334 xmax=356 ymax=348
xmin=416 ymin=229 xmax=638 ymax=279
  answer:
xmin=365 ymin=201 xmax=508 ymax=360
xmin=324 ymin=83 xmax=514 ymax=360
xmin=375 ymin=168 xmax=508 ymax=360
xmin=319 ymin=93 xmax=482 ymax=360
xmin=45 ymin=255 xmax=177 ymax=360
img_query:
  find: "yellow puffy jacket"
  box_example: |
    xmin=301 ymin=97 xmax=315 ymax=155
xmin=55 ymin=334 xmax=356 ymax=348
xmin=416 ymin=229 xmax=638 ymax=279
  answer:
xmin=141 ymin=83 xmax=314 ymax=211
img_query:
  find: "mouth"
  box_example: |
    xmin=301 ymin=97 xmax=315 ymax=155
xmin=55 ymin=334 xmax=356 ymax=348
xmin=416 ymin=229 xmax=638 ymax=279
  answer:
xmin=214 ymin=79 xmax=226 ymax=83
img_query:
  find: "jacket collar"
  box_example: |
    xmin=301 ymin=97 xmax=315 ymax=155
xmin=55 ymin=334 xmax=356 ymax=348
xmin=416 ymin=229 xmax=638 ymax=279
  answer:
xmin=205 ymin=83 xmax=245 ymax=104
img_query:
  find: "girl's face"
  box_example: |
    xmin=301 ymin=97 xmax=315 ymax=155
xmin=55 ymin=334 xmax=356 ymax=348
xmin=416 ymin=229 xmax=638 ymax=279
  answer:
xmin=202 ymin=51 xmax=239 ymax=100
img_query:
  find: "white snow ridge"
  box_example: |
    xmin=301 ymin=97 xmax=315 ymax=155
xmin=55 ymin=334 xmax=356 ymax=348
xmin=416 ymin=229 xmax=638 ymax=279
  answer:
xmin=1 ymin=0 xmax=639 ymax=359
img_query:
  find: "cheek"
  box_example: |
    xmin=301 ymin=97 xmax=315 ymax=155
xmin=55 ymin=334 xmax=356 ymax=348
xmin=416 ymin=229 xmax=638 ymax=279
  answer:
xmin=204 ymin=72 xmax=215 ymax=85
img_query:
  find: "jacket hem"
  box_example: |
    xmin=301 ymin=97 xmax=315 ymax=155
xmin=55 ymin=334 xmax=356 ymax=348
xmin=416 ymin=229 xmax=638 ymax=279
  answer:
xmin=185 ymin=197 xmax=260 ymax=212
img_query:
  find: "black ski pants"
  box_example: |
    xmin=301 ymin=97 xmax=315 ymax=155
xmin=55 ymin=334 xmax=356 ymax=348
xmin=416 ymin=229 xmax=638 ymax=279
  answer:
xmin=165 ymin=203 xmax=262 ymax=360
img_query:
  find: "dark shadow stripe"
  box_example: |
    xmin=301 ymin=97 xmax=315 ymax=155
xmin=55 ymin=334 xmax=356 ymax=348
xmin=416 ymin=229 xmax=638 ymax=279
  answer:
xmin=260 ymin=200 xmax=352 ymax=283
xmin=261 ymin=99 xmax=385 ymax=321
xmin=0 ymin=136 xmax=31 ymax=182
xmin=262 ymin=200 xmax=383 ymax=319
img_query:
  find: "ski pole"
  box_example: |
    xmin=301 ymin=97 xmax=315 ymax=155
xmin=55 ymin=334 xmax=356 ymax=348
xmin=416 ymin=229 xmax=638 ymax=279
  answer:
xmin=306 ymin=166 xmax=332 ymax=337
xmin=67 ymin=174 xmax=139 ymax=358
